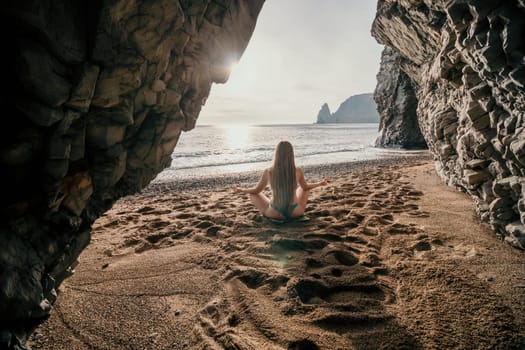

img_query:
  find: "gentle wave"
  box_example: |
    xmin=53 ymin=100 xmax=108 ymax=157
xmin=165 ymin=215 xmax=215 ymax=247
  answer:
xmin=173 ymin=146 xmax=364 ymax=159
xmin=170 ymin=148 xmax=363 ymax=170
xmin=169 ymin=158 xmax=268 ymax=171
xmin=166 ymin=124 xmax=380 ymax=173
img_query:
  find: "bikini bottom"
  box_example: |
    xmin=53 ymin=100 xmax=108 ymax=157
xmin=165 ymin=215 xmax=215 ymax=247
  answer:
xmin=269 ymin=202 xmax=298 ymax=218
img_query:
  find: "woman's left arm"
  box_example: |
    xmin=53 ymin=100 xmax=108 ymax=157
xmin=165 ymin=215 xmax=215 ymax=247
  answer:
xmin=309 ymin=176 xmax=329 ymax=190
xmin=232 ymin=169 xmax=269 ymax=194
xmin=297 ymin=168 xmax=328 ymax=191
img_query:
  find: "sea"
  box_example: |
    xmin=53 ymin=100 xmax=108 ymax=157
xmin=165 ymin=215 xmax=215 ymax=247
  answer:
xmin=153 ymin=123 xmax=419 ymax=181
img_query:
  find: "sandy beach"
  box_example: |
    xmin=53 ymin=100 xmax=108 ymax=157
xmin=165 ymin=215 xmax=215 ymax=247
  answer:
xmin=29 ymin=156 xmax=525 ymax=349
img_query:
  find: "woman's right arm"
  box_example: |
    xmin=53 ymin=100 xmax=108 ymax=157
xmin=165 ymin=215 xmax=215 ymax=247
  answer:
xmin=297 ymin=168 xmax=328 ymax=191
xmin=232 ymin=169 xmax=269 ymax=194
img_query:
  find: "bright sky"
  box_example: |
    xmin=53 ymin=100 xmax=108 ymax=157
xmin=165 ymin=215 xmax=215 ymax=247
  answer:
xmin=198 ymin=0 xmax=383 ymax=125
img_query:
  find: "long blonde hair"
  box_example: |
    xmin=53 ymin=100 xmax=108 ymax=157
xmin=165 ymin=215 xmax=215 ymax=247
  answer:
xmin=269 ymin=141 xmax=296 ymax=212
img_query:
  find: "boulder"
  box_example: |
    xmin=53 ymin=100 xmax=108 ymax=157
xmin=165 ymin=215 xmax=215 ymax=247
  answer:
xmin=0 ymin=1 xmax=265 ymax=348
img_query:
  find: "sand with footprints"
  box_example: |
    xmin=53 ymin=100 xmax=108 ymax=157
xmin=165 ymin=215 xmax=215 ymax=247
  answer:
xmin=30 ymin=158 xmax=525 ymax=349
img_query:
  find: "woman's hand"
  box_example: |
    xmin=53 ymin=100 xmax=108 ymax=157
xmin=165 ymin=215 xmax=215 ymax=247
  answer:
xmin=321 ymin=176 xmax=329 ymax=186
xmin=232 ymin=186 xmax=244 ymax=194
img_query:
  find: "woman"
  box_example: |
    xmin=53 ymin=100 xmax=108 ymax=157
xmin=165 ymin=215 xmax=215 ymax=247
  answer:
xmin=232 ymin=141 xmax=329 ymax=219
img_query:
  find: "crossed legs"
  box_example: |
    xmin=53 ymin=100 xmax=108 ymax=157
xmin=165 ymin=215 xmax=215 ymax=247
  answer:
xmin=249 ymin=192 xmax=270 ymax=215
xmin=290 ymin=186 xmax=309 ymax=217
xmin=249 ymin=187 xmax=310 ymax=219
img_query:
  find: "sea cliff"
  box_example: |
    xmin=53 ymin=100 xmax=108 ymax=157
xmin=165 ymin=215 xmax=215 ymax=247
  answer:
xmin=372 ymin=0 xmax=525 ymax=250
xmin=316 ymin=93 xmax=380 ymax=124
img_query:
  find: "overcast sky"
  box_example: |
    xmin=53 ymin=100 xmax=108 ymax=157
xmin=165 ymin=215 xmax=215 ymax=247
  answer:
xmin=198 ymin=0 xmax=383 ymax=125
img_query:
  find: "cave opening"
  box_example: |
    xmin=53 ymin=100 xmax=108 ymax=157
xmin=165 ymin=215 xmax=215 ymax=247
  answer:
xmin=161 ymin=0 xmax=427 ymax=183
xmin=2 ymin=1 xmax=525 ymax=349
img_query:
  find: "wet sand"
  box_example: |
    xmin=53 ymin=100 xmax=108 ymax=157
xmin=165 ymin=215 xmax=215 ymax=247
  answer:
xmin=30 ymin=157 xmax=525 ymax=349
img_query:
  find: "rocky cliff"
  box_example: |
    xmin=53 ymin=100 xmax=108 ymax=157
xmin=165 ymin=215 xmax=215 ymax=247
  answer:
xmin=0 ymin=0 xmax=264 ymax=348
xmin=316 ymin=93 xmax=380 ymax=124
xmin=372 ymin=0 xmax=525 ymax=249
xmin=374 ymin=47 xmax=427 ymax=149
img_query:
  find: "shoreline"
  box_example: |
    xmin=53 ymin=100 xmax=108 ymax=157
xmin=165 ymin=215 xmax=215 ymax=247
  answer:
xmin=146 ymin=152 xmax=433 ymax=194
xmin=30 ymin=156 xmax=525 ymax=349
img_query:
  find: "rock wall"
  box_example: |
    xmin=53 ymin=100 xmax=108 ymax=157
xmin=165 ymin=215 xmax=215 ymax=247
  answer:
xmin=0 ymin=0 xmax=264 ymax=348
xmin=372 ymin=0 xmax=525 ymax=249
xmin=374 ymin=47 xmax=427 ymax=149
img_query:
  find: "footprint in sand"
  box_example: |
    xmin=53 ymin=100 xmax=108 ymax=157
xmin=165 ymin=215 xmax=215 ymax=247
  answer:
xmin=146 ymin=219 xmax=170 ymax=229
xmin=227 ymin=269 xmax=269 ymax=289
xmin=344 ymin=235 xmax=368 ymax=245
xmin=303 ymin=233 xmax=343 ymax=242
xmin=287 ymin=276 xmax=393 ymax=330
xmin=175 ymin=212 xmax=192 ymax=219
xmin=360 ymin=253 xmax=381 ymax=267
xmin=321 ymin=249 xmax=359 ymax=266
xmin=387 ymin=222 xmax=420 ymax=235
xmin=171 ymin=228 xmax=193 ymax=239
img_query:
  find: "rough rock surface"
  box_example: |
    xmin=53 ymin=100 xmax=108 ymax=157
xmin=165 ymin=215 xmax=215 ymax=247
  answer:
xmin=316 ymin=93 xmax=380 ymax=124
xmin=0 ymin=0 xmax=264 ymax=348
xmin=374 ymin=47 xmax=427 ymax=149
xmin=372 ymin=0 xmax=525 ymax=250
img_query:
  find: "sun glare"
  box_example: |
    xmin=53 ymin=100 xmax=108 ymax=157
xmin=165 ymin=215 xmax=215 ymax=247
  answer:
xmin=228 ymin=60 xmax=239 ymax=74
xmin=220 ymin=124 xmax=252 ymax=150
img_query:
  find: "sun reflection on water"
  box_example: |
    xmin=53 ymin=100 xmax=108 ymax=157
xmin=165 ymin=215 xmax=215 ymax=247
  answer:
xmin=220 ymin=125 xmax=253 ymax=150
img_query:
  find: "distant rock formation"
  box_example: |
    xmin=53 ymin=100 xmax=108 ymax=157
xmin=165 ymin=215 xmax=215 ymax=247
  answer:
xmin=316 ymin=103 xmax=332 ymax=123
xmin=372 ymin=0 xmax=525 ymax=250
xmin=316 ymin=93 xmax=380 ymax=123
xmin=374 ymin=47 xmax=427 ymax=149
xmin=0 ymin=0 xmax=264 ymax=348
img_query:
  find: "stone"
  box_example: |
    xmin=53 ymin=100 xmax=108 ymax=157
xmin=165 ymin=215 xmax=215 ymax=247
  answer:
xmin=374 ymin=47 xmax=427 ymax=149
xmin=91 ymin=66 xmax=143 ymax=108
xmin=464 ymin=169 xmax=491 ymax=186
xmin=505 ymin=222 xmax=525 ymax=249
xmin=151 ymin=79 xmax=167 ymax=93
xmin=66 ymin=64 xmax=100 ymax=112
xmin=61 ymin=172 xmax=94 ymax=216
xmin=89 ymin=101 xmax=134 ymax=127
xmin=493 ymin=176 xmax=522 ymax=197
xmin=510 ymin=138 xmax=525 ymax=165
xmin=86 ymin=124 xmax=126 ymax=150
xmin=479 ymin=181 xmax=495 ymax=203
xmin=465 ymin=158 xmax=490 ymax=170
